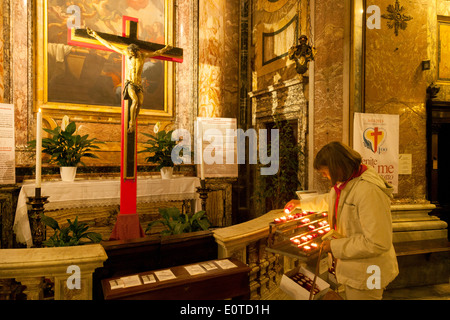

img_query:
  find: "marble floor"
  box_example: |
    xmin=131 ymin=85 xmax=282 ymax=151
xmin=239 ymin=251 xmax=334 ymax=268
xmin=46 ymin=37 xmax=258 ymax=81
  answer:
xmin=264 ymin=282 xmax=450 ymax=300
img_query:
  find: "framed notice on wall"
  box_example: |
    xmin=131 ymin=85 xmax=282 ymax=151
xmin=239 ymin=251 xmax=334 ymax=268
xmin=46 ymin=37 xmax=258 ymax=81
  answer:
xmin=0 ymin=103 xmax=15 ymax=184
xmin=195 ymin=117 xmax=238 ymax=178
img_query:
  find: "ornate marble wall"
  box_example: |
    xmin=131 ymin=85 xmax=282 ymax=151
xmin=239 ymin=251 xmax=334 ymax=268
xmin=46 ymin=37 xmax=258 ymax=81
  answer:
xmin=311 ymin=0 xmax=347 ymax=193
xmin=0 ymin=0 xmax=4 ymax=103
xmin=365 ymin=0 xmax=431 ymax=202
xmin=10 ymin=0 xmax=33 ymax=171
xmin=198 ymin=0 xmax=240 ymax=119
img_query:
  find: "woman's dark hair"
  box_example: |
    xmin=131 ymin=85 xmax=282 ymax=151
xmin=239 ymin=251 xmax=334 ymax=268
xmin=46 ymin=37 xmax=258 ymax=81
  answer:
xmin=313 ymin=141 xmax=362 ymax=185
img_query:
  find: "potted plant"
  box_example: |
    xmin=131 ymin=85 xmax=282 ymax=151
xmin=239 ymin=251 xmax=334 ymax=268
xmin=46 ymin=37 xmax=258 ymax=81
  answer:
xmin=140 ymin=122 xmax=178 ymax=179
xmin=28 ymin=120 xmax=104 ymax=181
xmin=146 ymin=207 xmax=210 ymax=235
xmin=40 ymin=213 xmax=102 ymax=247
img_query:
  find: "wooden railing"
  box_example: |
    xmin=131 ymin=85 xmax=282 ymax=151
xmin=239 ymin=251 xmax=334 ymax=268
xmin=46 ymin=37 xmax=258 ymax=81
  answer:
xmin=213 ymin=209 xmax=290 ymax=299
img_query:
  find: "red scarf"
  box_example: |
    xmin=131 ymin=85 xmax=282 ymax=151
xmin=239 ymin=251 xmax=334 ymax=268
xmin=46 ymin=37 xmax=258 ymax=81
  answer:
xmin=332 ymin=164 xmax=368 ymax=229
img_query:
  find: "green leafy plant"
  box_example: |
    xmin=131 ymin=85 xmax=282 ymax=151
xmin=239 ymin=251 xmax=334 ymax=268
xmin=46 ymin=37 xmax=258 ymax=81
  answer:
xmin=40 ymin=213 xmax=102 ymax=247
xmin=28 ymin=121 xmax=104 ymax=167
xmin=253 ymin=114 xmax=303 ymax=214
xmin=146 ymin=207 xmax=210 ymax=235
xmin=140 ymin=129 xmax=178 ymax=171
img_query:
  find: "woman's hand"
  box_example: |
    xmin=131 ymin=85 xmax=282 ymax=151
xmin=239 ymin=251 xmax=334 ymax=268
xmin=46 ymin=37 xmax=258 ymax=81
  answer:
xmin=284 ymin=199 xmax=301 ymax=213
xmin=321 ymin=240 xmax=331 ymax=253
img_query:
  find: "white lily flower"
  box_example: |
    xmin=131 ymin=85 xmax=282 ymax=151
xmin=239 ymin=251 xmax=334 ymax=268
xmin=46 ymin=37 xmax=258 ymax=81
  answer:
xmin=61 ymin=115 xmax=70 ymax=132
xmin=153 ymin=121 xmax=161 ymax=133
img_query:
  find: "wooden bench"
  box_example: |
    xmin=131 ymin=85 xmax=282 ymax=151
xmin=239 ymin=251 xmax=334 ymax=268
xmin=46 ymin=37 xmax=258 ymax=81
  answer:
xmin=101 ymin=258 xmax=251 ymax=300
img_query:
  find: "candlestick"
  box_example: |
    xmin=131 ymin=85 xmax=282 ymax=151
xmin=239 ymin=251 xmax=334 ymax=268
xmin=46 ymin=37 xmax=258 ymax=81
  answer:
xmin=27 ymin=194 xmax=49 ymax=248
xmin=196 ymin=179 xmax=212 ymax=212
xmin=36 ymin=109 xmax=42 ymax=190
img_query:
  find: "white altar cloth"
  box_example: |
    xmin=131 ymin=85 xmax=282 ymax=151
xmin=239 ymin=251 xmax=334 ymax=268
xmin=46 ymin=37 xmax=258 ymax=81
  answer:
xmin=13 ymin=176 xmax=201 ymax=247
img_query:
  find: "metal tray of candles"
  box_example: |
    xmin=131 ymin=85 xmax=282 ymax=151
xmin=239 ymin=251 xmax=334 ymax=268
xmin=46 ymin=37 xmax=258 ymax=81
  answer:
xmin=266 ymin=209 xmax=330 ymax=261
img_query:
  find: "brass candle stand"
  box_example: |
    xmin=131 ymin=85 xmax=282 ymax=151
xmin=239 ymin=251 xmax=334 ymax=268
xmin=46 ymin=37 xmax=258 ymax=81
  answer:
xmin=196 ymin=179 xmax=212 ymax=212
xmin=26 ymin=188 xmax=49 ymax=248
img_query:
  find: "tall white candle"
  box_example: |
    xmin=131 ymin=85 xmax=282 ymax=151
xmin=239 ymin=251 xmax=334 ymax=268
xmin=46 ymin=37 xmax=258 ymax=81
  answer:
xmin=200 ymin=140 xmax=205 ymax=180
xmin=36 ymin=109 xmax=42 ymax=188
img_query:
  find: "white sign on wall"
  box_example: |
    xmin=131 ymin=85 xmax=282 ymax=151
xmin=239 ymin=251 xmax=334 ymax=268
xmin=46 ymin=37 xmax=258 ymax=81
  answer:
xmin=353 ymin=112 xmax=399 ymax=193
xmin=196 ymin=117 xmax=238 ymax=178
xmin=0 ymin=103 xmax=15 ymax=184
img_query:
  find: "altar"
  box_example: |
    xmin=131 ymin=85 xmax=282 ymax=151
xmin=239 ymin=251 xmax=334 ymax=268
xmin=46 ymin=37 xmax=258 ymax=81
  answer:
xmin=13 ymin=176 xmax=201 ymax=247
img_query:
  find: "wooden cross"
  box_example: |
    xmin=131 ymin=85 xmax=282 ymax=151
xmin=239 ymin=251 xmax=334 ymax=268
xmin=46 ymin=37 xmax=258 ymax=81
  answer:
xmin=68 ymin=17 xmax=183 ymax=240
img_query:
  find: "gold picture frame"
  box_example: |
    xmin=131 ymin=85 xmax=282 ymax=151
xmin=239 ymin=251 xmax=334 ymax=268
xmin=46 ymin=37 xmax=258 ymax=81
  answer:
xmin=36 ymin=0 xmax=176 ymax=121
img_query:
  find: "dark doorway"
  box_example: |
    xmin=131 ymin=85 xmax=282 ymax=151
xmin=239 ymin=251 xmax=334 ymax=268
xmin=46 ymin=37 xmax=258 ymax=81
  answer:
xmin=427 ymin=98 xmax=450 ymax=240
xmin=437 ymin=124 xmax=450 ymax=207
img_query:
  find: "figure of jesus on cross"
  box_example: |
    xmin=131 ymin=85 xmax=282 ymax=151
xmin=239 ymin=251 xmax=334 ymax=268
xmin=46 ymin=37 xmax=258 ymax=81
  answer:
xmin=69 ymin=16 xmax=183 ymax=240
xmin=86 ymin=27 xmax=171 ymax=133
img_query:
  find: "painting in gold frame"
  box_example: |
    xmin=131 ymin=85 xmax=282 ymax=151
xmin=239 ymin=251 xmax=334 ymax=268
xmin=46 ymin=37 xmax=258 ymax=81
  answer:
xmin=36 ymin=0 xmax=175 ymax=119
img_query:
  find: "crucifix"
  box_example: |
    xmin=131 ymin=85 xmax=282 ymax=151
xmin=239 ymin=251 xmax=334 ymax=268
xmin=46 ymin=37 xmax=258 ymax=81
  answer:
xmin=68 ymin=16 xmax=183 ymax=240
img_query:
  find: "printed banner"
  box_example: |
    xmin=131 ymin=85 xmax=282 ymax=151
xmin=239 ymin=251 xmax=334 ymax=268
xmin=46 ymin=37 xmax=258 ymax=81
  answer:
xmin=353 ymin=112 xmax=399 ymax=193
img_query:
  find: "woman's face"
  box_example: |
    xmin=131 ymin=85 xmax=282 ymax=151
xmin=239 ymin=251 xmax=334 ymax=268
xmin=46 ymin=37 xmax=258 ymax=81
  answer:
xmin=318 ymin=166 xmax=331 ymax=181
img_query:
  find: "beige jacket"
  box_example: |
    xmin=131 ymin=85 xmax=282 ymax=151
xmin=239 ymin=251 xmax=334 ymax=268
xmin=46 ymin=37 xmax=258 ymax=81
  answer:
xmin=301 ymin=166 xmax=399 ymax=290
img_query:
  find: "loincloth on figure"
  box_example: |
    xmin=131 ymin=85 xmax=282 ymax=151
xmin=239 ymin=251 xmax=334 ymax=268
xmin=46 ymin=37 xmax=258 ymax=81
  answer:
xmin=123 ymin=81 xmax=143 ymax=100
